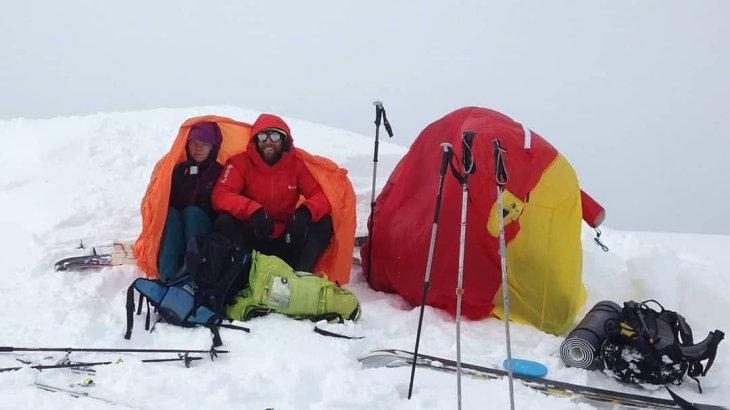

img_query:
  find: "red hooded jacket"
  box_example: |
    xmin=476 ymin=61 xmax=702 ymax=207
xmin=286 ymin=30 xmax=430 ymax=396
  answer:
xmin=211 ymin=114 xmax=332 ymax=239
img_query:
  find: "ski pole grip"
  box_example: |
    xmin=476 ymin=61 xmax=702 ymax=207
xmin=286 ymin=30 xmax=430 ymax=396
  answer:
xmin=493 ymin=139 xmax=508 ymax=186
xmin=492 ymin=139 xmax=503 ymax=172
xmin=0 ymin=347 xmax=12 ymax=352
xmin=373 ymin=100 xmax=383 ymax=126
xmin=462 ymin=130 xmax=477 ymax=174
xmin=439 ymin=143 xmax=453 ymax=175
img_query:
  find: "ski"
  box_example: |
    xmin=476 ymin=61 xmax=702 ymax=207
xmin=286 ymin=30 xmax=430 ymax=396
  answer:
xmin=34 ymin=380 xmax=141 ymax=408
xmin=358 ymin=349 xmax=727 ymax=410
xmin=35 ymin=380 xmax=109 ymax=401
xmin=54 ymin=240 xmax=135 ymax=271
xmin=54 ymin=253 xmax=113 ymax=271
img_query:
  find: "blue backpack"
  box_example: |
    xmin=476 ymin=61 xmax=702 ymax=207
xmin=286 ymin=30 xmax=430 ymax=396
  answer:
xmin=124 ymin=233 xmax=251 ymax=346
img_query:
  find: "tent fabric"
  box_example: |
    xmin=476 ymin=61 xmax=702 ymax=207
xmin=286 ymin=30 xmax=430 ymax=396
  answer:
xmin=490 ymin=153 xmax=585 ymax=333
xmin=361 ymin=107 xmax=594 ymax=334
xmin=580 ymin=190 xmax=606 ymax=228
xmin=134 ymin=115 xmax=356 ymax=285
xmin=297 ymin=149 xmax=357 ymax=283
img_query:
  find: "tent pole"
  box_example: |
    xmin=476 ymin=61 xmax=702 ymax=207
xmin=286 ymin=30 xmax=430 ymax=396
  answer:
xmin=493 ymin=138 xmax=515 ymax=410
xmin=366 ymin=101 xmax=393 ymax=280
xmin=455 ymin=130 xmax=476 ymax=410
xmin=408 ymin=142 xmax=453 ymax=399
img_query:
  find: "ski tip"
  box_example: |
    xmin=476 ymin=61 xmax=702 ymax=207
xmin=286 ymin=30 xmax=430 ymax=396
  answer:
xmin=502 ymin=358 xmax=548 ymax=378
xmin=358 ymin=350 xmax=408 ymax=369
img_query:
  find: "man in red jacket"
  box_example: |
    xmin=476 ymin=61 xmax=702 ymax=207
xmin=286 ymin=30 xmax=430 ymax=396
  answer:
xmin=212 ymin=113 xmax=333 ymax=272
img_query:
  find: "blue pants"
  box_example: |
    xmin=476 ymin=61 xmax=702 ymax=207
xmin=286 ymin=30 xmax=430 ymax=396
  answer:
xmin=158 ymin=206 xmax=213 ymax=282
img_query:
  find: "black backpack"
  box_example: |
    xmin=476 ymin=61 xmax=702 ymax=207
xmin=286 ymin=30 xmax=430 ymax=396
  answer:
xmin=184 ymin=232 xmax=251 ymax=317
xmin=124 ymin=233 xmax=251 ymax=347
xmin=601 ymin=300 xmax=724 ymax=391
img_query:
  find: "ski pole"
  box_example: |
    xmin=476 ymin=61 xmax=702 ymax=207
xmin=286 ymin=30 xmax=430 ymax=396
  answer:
xmin=365 ymin=101 xmax=394 ymax=281
xmin=0 ymin=346 xmax=228 ymax=355
xmin=455 ymin=130 xmax=477 ymax=410
xmin=1 ymin=354 xmax=203 ymax=372
xmin=493 ymin=138 xmax=515 ymax=410
xmin=408 ymin=142 xmax=453 ymax=400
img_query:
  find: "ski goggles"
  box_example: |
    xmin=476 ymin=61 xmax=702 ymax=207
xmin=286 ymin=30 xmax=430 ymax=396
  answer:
xmin=255 ymin=129 xmax=286 ymax=143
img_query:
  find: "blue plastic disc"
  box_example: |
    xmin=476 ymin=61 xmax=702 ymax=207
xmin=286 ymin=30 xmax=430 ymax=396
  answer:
xmin=502 ymin=358 xmax=548 ymax=377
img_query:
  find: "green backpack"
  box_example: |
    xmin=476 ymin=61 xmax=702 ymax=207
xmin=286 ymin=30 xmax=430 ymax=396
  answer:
xmin=226 ymin=251 xmax=361 ymax=322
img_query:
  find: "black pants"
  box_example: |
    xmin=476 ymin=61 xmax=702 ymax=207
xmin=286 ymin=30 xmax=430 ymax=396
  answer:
xmin=214 ymin=212 xmax=334 ymax=272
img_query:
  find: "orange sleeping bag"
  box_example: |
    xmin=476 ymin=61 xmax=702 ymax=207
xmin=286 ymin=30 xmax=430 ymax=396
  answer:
xmin=134 ymin=115 xmax=356 ymax=284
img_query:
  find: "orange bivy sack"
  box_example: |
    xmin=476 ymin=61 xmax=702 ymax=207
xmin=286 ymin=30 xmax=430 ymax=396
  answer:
xmin=134 ymin=115 xmax=356 ymax=285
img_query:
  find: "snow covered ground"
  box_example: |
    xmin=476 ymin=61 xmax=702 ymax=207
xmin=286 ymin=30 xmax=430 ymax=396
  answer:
xmin=0 ymin=107 xmax=728 ymax=409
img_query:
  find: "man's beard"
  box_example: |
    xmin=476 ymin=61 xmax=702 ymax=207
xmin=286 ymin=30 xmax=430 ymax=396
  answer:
xmin=258 ymin=145 xmax=283 ymax=165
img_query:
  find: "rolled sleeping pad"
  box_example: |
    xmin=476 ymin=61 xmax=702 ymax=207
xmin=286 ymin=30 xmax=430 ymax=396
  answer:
xmin=560 ymin=301 xmax=621 ymax=369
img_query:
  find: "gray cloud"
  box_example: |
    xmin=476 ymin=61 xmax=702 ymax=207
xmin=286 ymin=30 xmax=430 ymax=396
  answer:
xmin=1 ymin=0 xmax=728 ymax=234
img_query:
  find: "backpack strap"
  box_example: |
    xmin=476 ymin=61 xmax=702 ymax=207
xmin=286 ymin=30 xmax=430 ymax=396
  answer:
xmin=701 ymin=330 xmax=724 ymax=376
xmin=124 ymin=280 xmax=155 ymax=339
xmin=674 ymin=313 xmax=694 ymax=346
xmin=313 ymin=324 xmax=364 ymax=340
xmin=208 ymin=324 xmax=223 ymax=347
xmin=219 ymin=323 xmax=251 ymax=333
xmin=665 ymin=386 xmax=701 ymax=410
xmin=124 ymin=282 xmax=136 ymax=340
xmin=682 ymin=330 xmax=725 ymax=377
xmin=144 ymin=297 xmax=151 ymax=330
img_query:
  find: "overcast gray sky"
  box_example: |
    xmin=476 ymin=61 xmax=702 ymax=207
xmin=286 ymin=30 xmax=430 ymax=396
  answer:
xmin=2 ymin=1 xmax=728 ymax=234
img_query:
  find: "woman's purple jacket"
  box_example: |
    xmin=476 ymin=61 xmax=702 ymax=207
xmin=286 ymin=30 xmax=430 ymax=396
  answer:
xmin=169 ymin=160 xmax=224 ymax=215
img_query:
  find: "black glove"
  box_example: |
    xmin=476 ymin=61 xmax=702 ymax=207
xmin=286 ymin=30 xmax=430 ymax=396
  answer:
xmin=285 ymin=206 xmax=311 ymax=244
xmin=250 ymin=208 xmax=274 ymax=239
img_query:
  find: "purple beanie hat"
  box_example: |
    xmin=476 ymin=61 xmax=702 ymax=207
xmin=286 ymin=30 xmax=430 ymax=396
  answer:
xmin=188 ymin=122 xmax=222 ymax=146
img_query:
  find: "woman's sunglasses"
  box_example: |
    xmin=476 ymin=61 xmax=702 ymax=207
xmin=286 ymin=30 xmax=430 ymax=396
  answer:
xmin=256 ymin=130 xmax=285 ymax=143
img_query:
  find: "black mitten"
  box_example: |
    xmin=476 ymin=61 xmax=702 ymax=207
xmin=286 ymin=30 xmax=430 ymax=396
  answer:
xmin=285 ymin=206 xmax=311 ymax=244
xmin=250 ymin=208 xmax=274 ymax=239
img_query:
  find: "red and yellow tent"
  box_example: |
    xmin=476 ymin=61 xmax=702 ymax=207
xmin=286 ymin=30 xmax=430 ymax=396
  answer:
xmin=361 ymin=107 xmax=604 ymax=334
xmin=134 ymin=115 xmax=356 ymax=285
